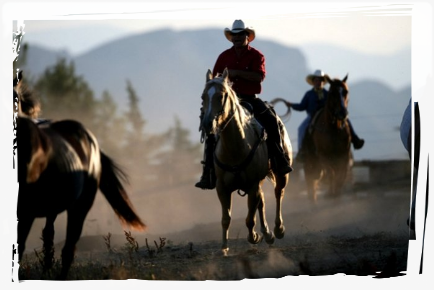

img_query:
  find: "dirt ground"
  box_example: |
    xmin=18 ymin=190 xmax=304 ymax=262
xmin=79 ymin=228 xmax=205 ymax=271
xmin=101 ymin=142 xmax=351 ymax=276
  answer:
xmin=7 ymin=167 xmax=432 ymax=288
xmin=19 ymin=173 xmax=413 ymax=281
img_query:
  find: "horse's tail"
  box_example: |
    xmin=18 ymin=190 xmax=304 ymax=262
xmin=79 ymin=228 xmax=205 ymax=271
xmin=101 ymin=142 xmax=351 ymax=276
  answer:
xmin=99 ymin=152 xmax=146 ymax=232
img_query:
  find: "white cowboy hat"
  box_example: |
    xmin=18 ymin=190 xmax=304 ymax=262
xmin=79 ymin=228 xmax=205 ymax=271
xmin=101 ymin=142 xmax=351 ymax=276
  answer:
xmin=306 ymin=69 xmax=329 ymax=86
xmin=224 ymin=20 xmax=256 ymax=42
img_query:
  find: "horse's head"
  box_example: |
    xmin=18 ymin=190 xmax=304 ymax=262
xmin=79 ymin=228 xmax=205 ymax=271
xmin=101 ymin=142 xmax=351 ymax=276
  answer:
xmin=17 ymin=116 xmax=50 ymax=183
xmin=13 ymin=71 xmax=40 ymax=118
xmin=200 ymin=68 xmax=238 ymax=135
xmin=324 ymin=74 xmax=349 ymax=123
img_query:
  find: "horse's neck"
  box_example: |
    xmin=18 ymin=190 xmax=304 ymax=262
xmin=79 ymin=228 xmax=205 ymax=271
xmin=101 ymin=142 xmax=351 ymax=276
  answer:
xmin=217 ymin=105 xmax=253 ymax=160
xmin=323 ymin=103 xmax=333 ymax=123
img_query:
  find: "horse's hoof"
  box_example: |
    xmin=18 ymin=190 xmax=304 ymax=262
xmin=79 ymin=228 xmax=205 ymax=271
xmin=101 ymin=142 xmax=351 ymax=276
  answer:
xmin=221 ymin=248 xmax=229 ymax=257
xmin=274 ymin=225 xmax=285 ymax=239
xmin=265 ymin=232 xmax=275 ymax=245
xmin=247 ymin=233 xmax=263 ymax=244
xmin=407 ymin=216 xmax=420 ymax=230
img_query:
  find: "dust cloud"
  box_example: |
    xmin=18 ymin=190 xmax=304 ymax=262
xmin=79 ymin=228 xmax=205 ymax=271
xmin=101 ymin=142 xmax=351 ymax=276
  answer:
xmin=22 ymin=159 xmax=411 ymax=255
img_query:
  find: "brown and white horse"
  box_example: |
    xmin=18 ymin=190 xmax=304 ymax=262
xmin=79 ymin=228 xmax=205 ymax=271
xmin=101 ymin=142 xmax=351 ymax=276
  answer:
xmin=14 ymin=72 xmax=146 ymax=280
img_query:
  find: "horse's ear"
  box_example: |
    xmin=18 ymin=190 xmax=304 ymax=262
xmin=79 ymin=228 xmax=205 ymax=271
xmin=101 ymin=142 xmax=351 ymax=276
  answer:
xmin=324 ymin=74 xmax=331 ymax=84
xmin=206 ymin=69 xmax=213 ymax=82
xmin=222 ymin=68 xmax=229 ymax=81
xmin=343 ymin=74 xmax=348 ymax=83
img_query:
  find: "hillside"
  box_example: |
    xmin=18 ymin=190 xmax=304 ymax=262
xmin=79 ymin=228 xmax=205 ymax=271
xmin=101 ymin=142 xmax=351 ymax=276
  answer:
xmin=21 ymin=28 xmax=411 ymax=161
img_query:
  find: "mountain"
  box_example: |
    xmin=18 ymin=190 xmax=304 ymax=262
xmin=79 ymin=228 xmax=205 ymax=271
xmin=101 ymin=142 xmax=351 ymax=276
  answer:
xmin=300 ymin=43 xmax=411 ymax=91
xmin=21 ymin=28 xmax=411 ymax=161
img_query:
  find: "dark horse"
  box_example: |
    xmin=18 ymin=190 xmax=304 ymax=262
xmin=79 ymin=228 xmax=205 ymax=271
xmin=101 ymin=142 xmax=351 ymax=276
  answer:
xmin=2 ymin=68 xmax=41 ymax=119
xmin=14 ymin=73 xmax=146 ymax=279
xmin=0 ymin=68 xmax=57 ymax=270
xmin=303 ymin=75 xmax=352 ymax=202
xmin=200 ymin=69 xmax=292 ymax=255
xmin=401 ymin=74 xmax=434 ymax=271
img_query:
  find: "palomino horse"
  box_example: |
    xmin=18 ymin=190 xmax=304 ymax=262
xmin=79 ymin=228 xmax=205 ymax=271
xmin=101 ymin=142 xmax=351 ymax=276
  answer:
xmin=200 ymin=69 xmax=292 ymax=255
xmin=14 ymin=73 xmax=146 ymax=280
xmin=400 ymin=74 xmax=434 ymax=256
xmin=303 ymin=75 xmax=352 ymax=202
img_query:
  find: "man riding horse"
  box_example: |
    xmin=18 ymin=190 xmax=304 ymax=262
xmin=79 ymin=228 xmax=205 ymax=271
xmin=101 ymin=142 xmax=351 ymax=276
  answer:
xmin=195 ymin=19 xmax=292 ymax=190
xmin=283 ymin=69 xmax=364 ymax=162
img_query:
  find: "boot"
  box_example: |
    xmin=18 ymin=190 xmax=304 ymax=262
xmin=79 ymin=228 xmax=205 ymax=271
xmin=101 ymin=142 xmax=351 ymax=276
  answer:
xmin=352 ymin=136 xmax=365 ymax=149
xmin=195 ymin=135 xmax=216 ymax=190
xmin=275 ymin=154 xmax=293 ymax=174
xmin=348 ymin=120 xmax=364 ymax=149
xmin=195 ymin=162 xmax=216 ymax=190
xmin=271 ymin=142 xmax=293 ymax=174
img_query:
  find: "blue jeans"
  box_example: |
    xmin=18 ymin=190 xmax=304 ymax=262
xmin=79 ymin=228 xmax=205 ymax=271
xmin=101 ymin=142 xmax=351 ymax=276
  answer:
xmin=298 ymin=116 xmax=311 ymax=151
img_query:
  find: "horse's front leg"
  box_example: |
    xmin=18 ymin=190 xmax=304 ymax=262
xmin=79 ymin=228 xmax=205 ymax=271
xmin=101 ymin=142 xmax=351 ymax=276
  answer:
xmin=304 ymin=161 xmax=320 ymax=204
xmin=257 ymin=186 xmax=275 ymax=244
xmin=246 ymin=186 xmax=262 ymax=245
xmin=326 ymin=164 xmax=336 ymax=197
xmin=273 ymin=174 xmax=288 ymax=239
xmin=42 ymin=214 xmax=57 ymax=271
xmin=2 ymin=216 xmax=34 ymax=285
xmin=217 ymin=188 xmax=232 ymax=256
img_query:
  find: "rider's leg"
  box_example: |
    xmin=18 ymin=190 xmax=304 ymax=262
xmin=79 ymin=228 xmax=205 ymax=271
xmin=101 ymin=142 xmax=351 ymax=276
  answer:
xmin=348 ymin=119 xmax=364 ymax=149
xmin=195 ymin=134 xmax=217 ymax=189
xmin=295 ymin=117 xmax=311 ymax=162
xmin=249 ymin=98 xmax=292 ymax=174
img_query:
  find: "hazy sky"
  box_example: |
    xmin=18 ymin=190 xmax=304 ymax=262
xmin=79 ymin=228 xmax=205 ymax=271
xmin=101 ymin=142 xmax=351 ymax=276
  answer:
xmin=14 ymin=2 xmax=412 ymax=56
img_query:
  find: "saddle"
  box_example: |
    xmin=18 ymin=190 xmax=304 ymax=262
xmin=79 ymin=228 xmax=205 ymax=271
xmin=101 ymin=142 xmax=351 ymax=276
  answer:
xmin=242 ymin=100 xmax=291 ymax=166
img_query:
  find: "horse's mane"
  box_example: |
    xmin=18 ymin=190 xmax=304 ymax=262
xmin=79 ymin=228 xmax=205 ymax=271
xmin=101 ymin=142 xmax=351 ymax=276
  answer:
xmin=206 ymin=74 xmax=255 ymax=134
xmin=14 ymin=74 xmax=41 ymax=119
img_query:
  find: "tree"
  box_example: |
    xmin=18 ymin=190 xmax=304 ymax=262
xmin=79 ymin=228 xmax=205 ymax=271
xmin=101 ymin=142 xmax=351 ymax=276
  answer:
xmin=93 ymin=90 xmax=127 ymax=158
xmin=34 ymin=58 xmax=97 ymax=128
xmin=155 ymin=116 xmax=202 ymax=185
xmin=2 ymin=22 xmax=28 ymax=74
xmin=124 ymin=80 xmax=146 ymax=144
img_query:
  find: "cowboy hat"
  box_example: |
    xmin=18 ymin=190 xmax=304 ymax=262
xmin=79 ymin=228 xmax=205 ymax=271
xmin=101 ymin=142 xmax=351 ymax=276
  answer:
xmin=306 ymin=69 xmax=329 ymax=86
xmin=224 ymin=20 xmax=256 ymax=42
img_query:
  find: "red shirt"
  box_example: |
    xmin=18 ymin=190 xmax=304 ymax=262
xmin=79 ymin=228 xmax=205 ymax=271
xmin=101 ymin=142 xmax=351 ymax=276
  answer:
xmin=213 ymin=45 xmax=266 ymax=95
